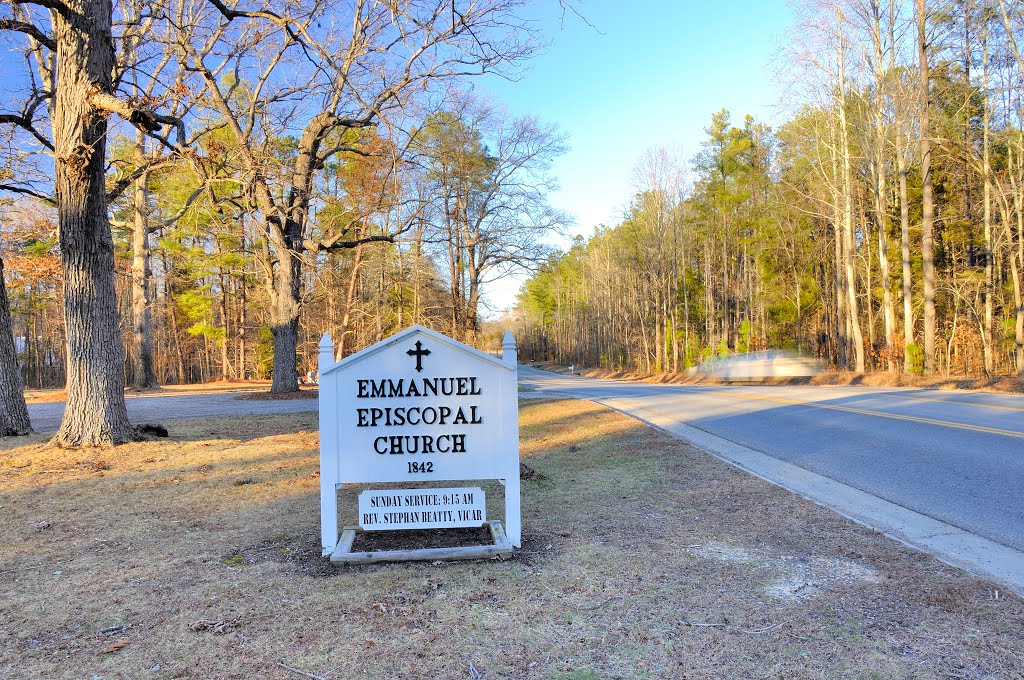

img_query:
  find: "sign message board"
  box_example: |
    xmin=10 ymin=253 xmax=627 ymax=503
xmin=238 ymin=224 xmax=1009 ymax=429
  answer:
xmin=358 ymin=487 xmax=486 ymax=531
xmin=318 ymin=325 xmax=520 ymax=557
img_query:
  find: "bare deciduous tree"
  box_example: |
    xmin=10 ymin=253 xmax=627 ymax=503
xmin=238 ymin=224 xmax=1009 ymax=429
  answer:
xmin=417 ymin=93 xmax=568 ymax=344
xmin=169 ymin=0 xmax=542 ymax=392
xmin=1 ymin=0 xmax=194 ymax=445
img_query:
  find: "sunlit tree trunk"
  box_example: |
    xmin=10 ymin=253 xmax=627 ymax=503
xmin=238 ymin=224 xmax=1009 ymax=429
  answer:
xmin=1015 ymin=144 xmax=1024 ymax=375
xmin=982 ymin=19 xmax=994 ymax=375
xmin=829 ymin=110 xmax=848 ymax=370
xmin=238 ymin=272 xmax=248 ymax=380
xmin=52 ymin=0 xmax=135 ymax=446
xmin=218 ymin=268 xmax=233 ymax=381
xmin=130 ymin=131 xmax=158 ymax=388
xmin=337 ymin=243 xmax=365 ymax=359
xmin=917 ymin=0 xmax=937 ymax=374
xmin=868 ymin=0 xmax=896 ymax=371
xmin=0 ymin=256 xmax=32 ymax=436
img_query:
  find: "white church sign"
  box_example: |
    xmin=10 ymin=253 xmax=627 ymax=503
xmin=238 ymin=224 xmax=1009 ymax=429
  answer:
xmin=318 ymin=325 xmax=520 ymax=563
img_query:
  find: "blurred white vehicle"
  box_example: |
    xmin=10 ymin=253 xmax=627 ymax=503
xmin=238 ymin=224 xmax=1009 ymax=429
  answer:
xmin=698 ymin=350 xmax=822 ymax=382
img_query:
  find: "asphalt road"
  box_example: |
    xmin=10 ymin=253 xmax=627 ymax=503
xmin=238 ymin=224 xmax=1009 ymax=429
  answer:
xmin=519 ymin=366 xmax=1024 ymax=555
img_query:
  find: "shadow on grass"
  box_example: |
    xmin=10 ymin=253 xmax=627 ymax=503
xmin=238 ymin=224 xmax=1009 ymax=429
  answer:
xmin=167 ymin=412 xmax=319 ymax=442
xmin=0 ymin=400 xmax=652 ymax=571
xmin=3 ymin=398 xmax=1023 ymax=679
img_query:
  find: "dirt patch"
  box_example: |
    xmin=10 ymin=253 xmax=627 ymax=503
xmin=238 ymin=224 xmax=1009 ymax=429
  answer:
xmin=689 ymin=542 xmax=882 ymax=603
xmin=350 ymin=526 xmax=494 ymax=552
xmin=1 ymin=400 xmax=1022 ymax=678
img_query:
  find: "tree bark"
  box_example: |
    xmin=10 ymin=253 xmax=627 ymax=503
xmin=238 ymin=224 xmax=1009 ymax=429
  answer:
xmin=897 ymin=143 xmax=915 ymax=371
xmin=1015 ymin=154 xmax=1024 ymax=376
xmin=869 ymin=0 xmax=895 ymax=371
xmin=52 ymin=0 xmax=134 ymax=446
xmin=829 ymin=114 xmax=848 ymax=369
xmin=891 ymin=5 xmax=915 ymax=373
xmin=982 ymin=20 xmax=994 ymax=375
xmin=917 ymin=0 xmax=937 ymax=375
xmin=218 ymin=269 xmax=233 ymax=380
xmin=268 ymin=239 xmax=301 ymax=393
xmin=131 ymin=132 xmax=158 ymax=388
xmin=337 ymin=243 xmax=366 ymax=359
xmin=0 ymin=256 xmax=32 ymax=436
xmin=834 ymin=223 xmax=848 ymax=370
xmin=238 ymin=271 xmax=248 ymax=380
xmin=836 ymin=15 xmax=866 ymax=372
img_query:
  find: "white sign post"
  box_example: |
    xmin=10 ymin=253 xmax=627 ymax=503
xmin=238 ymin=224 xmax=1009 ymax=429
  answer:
xmin=319 ymin=325 xmax=520 ymax=563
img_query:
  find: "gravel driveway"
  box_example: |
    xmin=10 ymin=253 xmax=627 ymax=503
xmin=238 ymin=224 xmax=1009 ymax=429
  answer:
xmin=27 ymin=391 xmax=319 ymax=433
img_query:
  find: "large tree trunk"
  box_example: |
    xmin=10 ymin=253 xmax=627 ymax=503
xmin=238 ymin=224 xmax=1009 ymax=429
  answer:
xmin=836 ymin=22 xmax=866 ymax=373
xmin=269 ymin=246 xmax=301 ymax=393
xmin=131 ymin=133 xmax=158 ymax=388
xmin=829 ymin=117 xmax=848 ymax=370
xmin=1013 ymin=253 xmax=1024 ymax=376
xmin=892 ymin=7 xmax=915 ymax=374
xmin=238 ymin=272 xmax=248 ymax=380
xmin=52 ymin=0 xmax=134 ymax=446
xmin=466 ymin=275 xmax=481 ymax=347
xmin=721 ymin=218 xmax=730 ymax=348
xmin=337 ymin=243 xmax=366 ymax=358
xmin=982 ymin=23 xmax=994 ymax=376
xmin=877 ymin=204 xmax=895 ymax=371
xmin=1015 ymin=171 xmax=1024 ymax=376
xmin=869 ymin=0 xmax=895 ymax=371
xmin=897 ymin=145 xmax=915 ymax=371
xmin=834 ymin=224 xmax=848 ymax=370
xmin=0 ymin=256 xmax=32 ymax=436
xmin=218 ymin=270 xmax=233 ymax=380
xmin=465 ymin=241 xmax=481 ymax=346
xmin=917 ymin=0 xmax=937 ymax=375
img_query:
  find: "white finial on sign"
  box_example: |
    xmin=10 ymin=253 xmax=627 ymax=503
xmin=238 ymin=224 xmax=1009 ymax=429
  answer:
xmin=319 ymin=332 xmax=334 ymax=370
xmin=502 ymin=330 xmax=517 ymax=367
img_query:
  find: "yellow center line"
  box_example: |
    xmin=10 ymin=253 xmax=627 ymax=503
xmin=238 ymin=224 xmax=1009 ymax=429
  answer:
xmin=869 ymin=392 xmax=1024 ymax=413
xmin=706 ymin=390 xmax=1024 ymax=440
xmin=794 ymin=387 xmax=1024 ymax=413
xmin=688 ymin=382 xmax=1024 ymax=413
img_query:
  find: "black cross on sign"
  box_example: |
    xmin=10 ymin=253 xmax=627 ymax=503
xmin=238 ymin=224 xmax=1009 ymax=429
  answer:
xmin=406 ymin=340 xmax=431 ymax=372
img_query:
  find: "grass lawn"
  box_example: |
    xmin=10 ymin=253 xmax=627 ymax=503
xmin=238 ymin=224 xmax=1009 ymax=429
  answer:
xmin=1 ymin=398 xmax=1021 ymax=678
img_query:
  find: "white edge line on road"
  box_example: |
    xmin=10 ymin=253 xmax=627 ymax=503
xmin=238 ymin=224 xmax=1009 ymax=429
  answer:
xmin=527 ymin=390 xmax=1024 ymax=596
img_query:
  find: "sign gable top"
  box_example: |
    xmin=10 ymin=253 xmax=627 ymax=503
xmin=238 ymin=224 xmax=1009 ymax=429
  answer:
xmin=321 ymin=324 xmax=511 ymax=377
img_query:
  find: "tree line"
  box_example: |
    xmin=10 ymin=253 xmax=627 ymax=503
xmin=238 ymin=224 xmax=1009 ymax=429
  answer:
xmin=514 ymin=0 xmax=1024 ymax=379
xmin=0 ymin=0 xmax=565 ymax=445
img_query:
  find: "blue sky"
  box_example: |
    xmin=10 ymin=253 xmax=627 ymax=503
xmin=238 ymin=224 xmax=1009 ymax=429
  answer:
xmin=0 ymin=1 xmax=795 ymax=314
xmin=478 ymin=0 xmax=796 ymax=312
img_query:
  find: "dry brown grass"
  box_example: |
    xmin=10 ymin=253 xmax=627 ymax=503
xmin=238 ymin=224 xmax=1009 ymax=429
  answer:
xmin=1 ymin=400 xmax=1022 ymax=679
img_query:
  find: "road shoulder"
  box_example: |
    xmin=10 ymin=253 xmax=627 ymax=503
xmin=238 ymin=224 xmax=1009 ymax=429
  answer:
xmin=589 ymin=392 xmax=1024 ymax=596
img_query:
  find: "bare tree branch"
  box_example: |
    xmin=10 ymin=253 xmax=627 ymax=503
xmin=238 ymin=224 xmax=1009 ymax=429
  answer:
xmin=12 ymin=0 xmax=87 ymax=30
xmin=0 ymin=183 xmax=54 ymax=204
xmin=306 ymin=233 xmax=395 ymax=253
xmin=0 ymin=112 xmax=53 ymax=151
xmin=0 ymin=18 xmax=55 ymax=50
xmin=87 ymin=86 xmax=186 ymax=147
